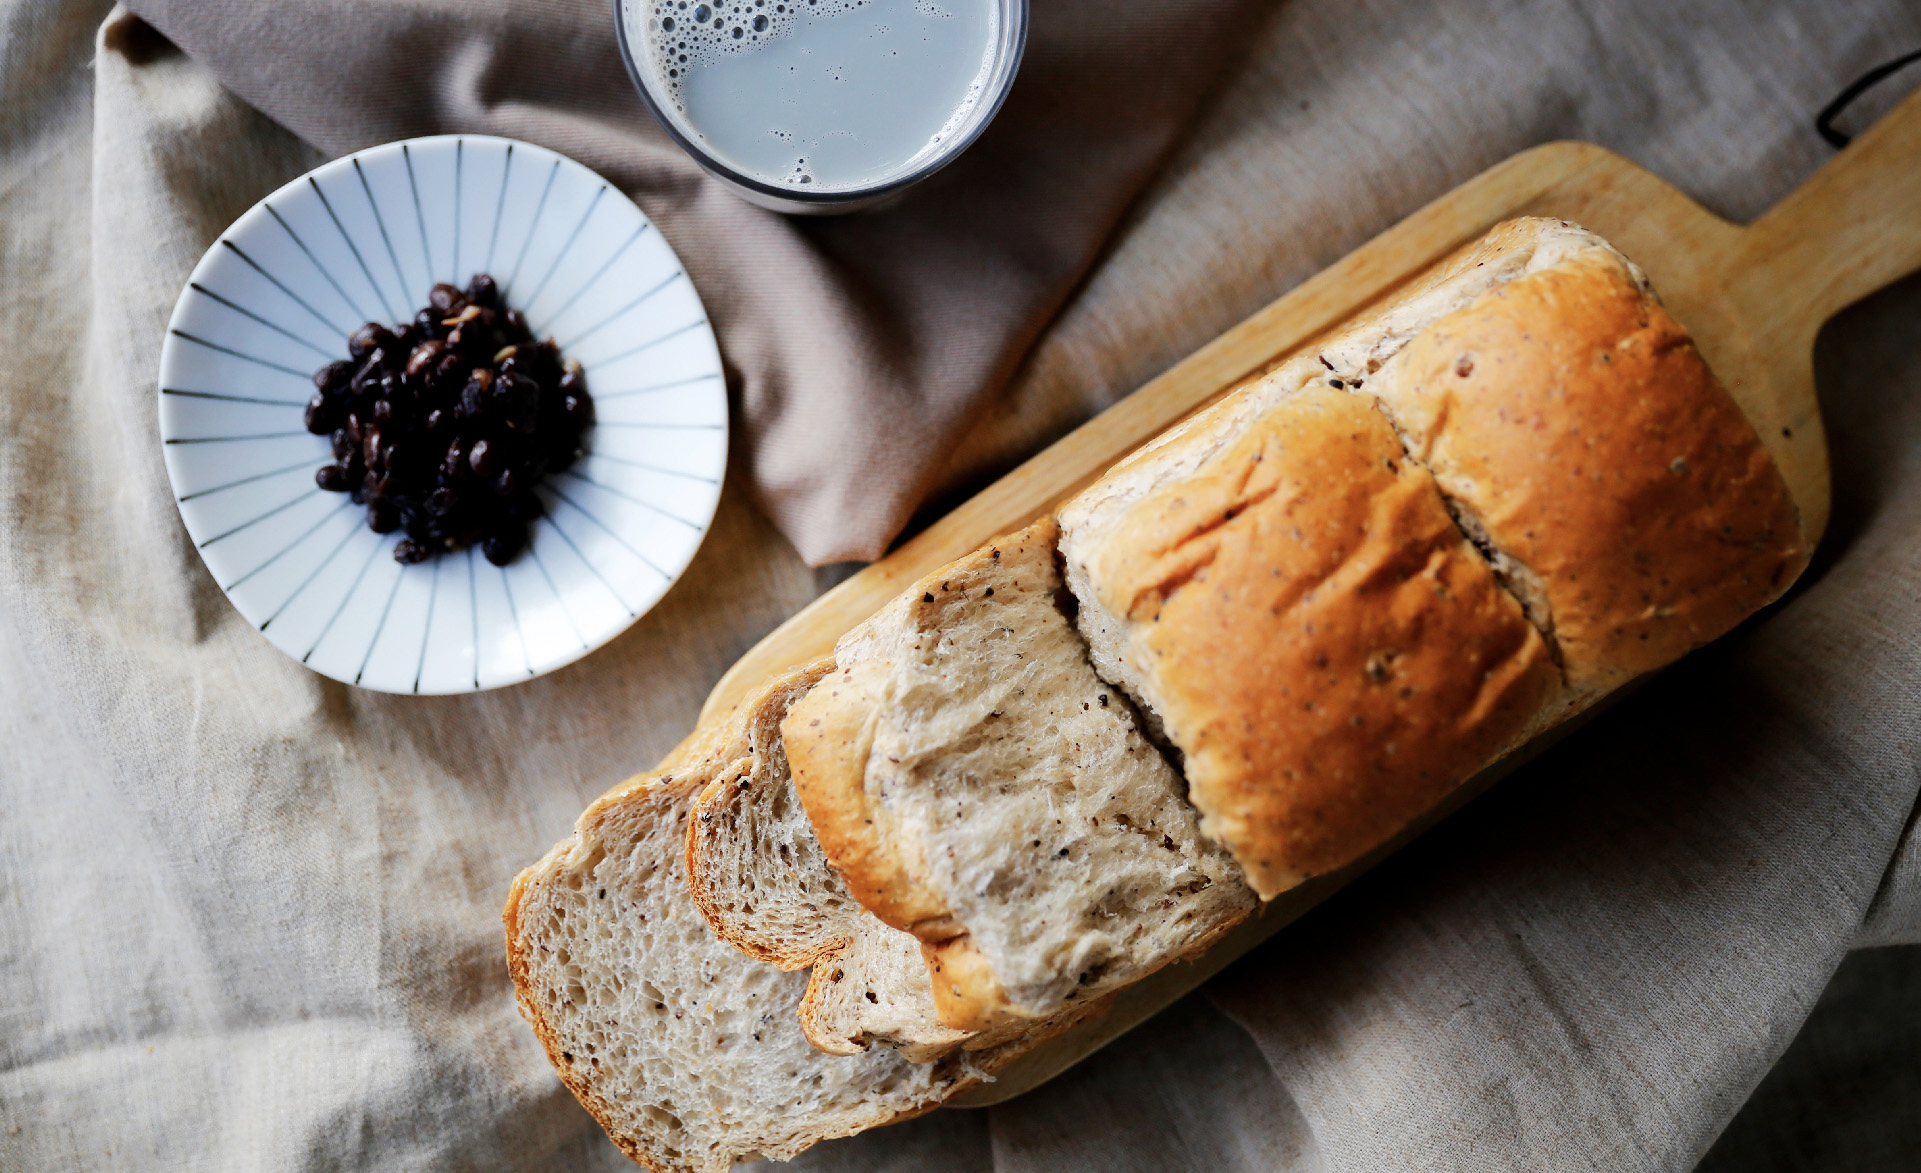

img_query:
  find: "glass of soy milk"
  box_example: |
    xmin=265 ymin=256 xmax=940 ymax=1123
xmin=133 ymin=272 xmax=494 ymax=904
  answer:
xmin=616 ymin=0 xmax=1027 ymax=213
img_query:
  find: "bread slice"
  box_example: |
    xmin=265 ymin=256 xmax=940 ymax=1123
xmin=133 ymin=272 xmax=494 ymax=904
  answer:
xmin=796 ymin=919 xmax=974 ymax=1061
xmin=505 ymin=664 xmax=1019 ymax=1172
xmin=683 ymin=667 xmax=973 ymax=1062
xmin=783 ymin=518 xmax=1256 ymax=1032
xmin=1057 ymin=217 xmax=1803 ymax=900
xmin=683 ymin=657 xmax=855 ymax=971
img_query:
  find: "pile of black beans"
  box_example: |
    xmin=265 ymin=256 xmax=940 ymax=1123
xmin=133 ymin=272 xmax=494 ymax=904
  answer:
xmin=305 ymin=274 xmax=594 ymax=566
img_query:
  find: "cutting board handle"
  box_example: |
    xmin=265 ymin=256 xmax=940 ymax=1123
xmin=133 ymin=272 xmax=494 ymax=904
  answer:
xmin=1739 ymin=80 xmax=1921 ymax=340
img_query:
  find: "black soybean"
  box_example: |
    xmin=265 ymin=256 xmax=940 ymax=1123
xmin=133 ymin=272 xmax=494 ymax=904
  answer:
xmin=405 ymin=340 xmax=446 ymax=380
xmin=482 ymin=524 xmax=525 ymax=566
xmin=348 ymin=322 xmax=391 ymax=360
xmin=316 ymin=360 xmax=354 ymax=394
xmin=304 ymin=393 xmax=335 ymax=435
xmin=468 ymin=437 xmax=497 ymax=479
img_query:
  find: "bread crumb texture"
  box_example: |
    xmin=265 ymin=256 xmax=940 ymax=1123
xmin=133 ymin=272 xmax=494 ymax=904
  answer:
xmin=810 ymin=518 xmax=1255 ymax=1025
xmin=505 ymin=669 xmax=987 ymax=1173
xmin=798 ymin=919 xmax=973 ymax=1060
xmin=683 ymin=656 xmax=976 ymax=1061
xmin=503 ymin=218 xmax=1809 ymax=1167
xmin=686 ymin=657 xmax=860 ymax=973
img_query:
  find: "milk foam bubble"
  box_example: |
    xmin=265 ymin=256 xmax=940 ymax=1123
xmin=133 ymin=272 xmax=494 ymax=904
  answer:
xmin=641 ymin=0 xmax=880 ymax=96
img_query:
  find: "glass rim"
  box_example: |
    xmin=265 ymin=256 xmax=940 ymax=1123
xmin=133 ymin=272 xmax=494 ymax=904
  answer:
xmin=613 ymin=0 xmax=1029 ymax=208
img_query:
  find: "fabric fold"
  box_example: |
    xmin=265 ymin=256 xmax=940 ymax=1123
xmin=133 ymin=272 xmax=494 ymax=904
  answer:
xmin=122 ymin=0 xmax=1263 ymax=564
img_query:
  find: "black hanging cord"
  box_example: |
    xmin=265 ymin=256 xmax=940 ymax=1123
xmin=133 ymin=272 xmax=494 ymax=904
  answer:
xmin=1816 ymin=48 xmax=1921 ymax=148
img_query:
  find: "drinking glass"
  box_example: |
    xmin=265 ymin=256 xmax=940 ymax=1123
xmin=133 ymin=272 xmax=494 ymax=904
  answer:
xmin=615 ymin=0 xmax=1028 ymax=214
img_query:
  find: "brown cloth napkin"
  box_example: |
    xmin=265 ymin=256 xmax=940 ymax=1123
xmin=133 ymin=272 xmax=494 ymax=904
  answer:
xmin=121 ymin=0 xmax=1263 ymax=565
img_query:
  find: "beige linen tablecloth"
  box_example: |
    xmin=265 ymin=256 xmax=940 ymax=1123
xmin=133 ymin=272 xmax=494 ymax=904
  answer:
xmin=3 ymin=1 xmax=1920 ymax=1169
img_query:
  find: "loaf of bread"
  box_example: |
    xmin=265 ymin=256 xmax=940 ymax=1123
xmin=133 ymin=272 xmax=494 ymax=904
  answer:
xmin=1057 ymin=218 xmax=1804 ymax=898
xmin=506 ymin=218 xmax=1808 ymax=1170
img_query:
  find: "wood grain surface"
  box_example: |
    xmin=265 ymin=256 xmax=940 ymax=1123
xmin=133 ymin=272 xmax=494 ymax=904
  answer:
xmin=703 ymin=85 xmax=1921 ymax=1103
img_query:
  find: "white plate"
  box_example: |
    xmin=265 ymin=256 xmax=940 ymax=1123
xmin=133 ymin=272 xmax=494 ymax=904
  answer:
xmin=158 ymin=135 xmax=726 ymax=694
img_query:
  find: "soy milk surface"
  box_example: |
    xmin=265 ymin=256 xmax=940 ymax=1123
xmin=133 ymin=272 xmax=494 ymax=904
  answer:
xmin=628 ymin=0 xmax=999 ymax=191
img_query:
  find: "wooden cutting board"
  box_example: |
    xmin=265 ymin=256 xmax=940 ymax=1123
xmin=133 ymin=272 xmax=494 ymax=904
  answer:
xmin=702 ymin=84 xmax=1921 ymax=1104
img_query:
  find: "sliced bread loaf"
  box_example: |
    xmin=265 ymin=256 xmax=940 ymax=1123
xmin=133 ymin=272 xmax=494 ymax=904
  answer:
xmin=783 ymin=518 xmax=1256 ymax=1032
xmin=682 ymin=666 xmax=974 ymax=1062
xmin=505 ymin=664 xmax=1017 ymax=1172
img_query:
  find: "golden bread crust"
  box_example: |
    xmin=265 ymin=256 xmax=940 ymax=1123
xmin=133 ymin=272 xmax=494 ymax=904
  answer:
xmin=782 ymin=661 xmax=956 ymax=934
xmin=1075 ymin=387 xmax=1561 ymax=898
xmin=1380 ymin=252 xmax=1806 ymax=688
xmin=922 ymin=934 xmax=1024 ymax=1035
